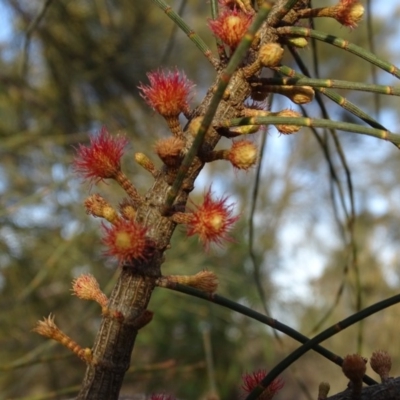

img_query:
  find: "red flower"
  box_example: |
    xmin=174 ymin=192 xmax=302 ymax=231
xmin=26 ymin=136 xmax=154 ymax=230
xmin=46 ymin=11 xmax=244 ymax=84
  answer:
xmin=187 ymin=188 xmax=239 ymax=250
xmin=208 ymin=8 xmax=252 ymax=49
xmin=73 ymin=127 xmax=128 ymax=183
xmin=241 ymin=370 xmax=284 ymax=399
xmin=335 ymin=0 xmax=364 ymax=28
xmin=138 ymin=68 xmax=194 ymax=117
xmin=102 ymin=219 xmax=150 ymax=263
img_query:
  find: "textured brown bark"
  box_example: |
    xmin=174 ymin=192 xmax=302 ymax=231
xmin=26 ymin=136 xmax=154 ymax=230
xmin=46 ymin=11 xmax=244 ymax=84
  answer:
xmin=76 ymin=54 xmax=254 ymax=400
xmin=76 ymin=1 xmax=302 ymax=398
xmin=326 ymin=377 xmax=400 ymax=400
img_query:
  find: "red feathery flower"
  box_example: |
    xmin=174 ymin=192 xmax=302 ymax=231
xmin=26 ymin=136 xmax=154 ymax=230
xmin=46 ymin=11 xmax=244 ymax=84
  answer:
xmin=241 ymin=370 xmax=284 ymax=399
xmin=187 ymin=188 xmax=239 ymax=249
xmin=208 ymin=8 xmax=252 ymax=49
xmin=73 ymin=127 xmax=128 ymax=183
xmin=335 ymin=0 xmax=364 ymax=28
xmin=138 ymin=68 xmax=194 ymax=117
xmin=102 ymin=219 xmax=150 ymax=263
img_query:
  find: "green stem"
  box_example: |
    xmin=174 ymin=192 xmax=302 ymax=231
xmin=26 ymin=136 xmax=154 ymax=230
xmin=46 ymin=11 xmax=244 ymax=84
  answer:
xmin=277 ymin=26 xmax=400 ymax=79
xmin=151 ymin=0 xmax=217 ymax=67
xmin=225 ymin=116 xmax=400 ymax=147
xmin=275 ymin=65 xmax=389 ymax=131
xmin=254 ymin=77 xmax=400 ymax=96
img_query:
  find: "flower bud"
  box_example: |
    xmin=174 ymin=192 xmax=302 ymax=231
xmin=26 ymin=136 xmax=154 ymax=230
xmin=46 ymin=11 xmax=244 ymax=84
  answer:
xmin=370 ymin=350 xmax=391 ymax=382
xmin=228 ymin=140 xmax=258 ymax=170
xmin=259 ymin=43 xmax=284 ymax=68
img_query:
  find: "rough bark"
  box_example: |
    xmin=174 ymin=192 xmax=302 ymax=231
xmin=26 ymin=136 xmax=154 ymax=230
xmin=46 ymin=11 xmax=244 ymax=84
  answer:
xmin=326 ymin=377 xmax=400 ymax=400
xmin=75 ymin=34 xmax=253 ymax=400
xmin=76 ymin=1 xmax=304 ymax=398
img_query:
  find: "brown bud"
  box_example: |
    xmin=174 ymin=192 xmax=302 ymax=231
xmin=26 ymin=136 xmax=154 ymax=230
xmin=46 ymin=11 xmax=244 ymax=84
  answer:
xmin=275 ymin=109 xmax=302 ymax=134
xmin=342 ymin=354 xmax=367 ymax=382
xmin=154 ymin=137 xmax=184 ymax=166
xmin=259 ymin=43 xmax=284 ymax=68
xmin=228 ymin=140 xmax=258 ymax=170
xmin=318 ymin=382 xmax=330 ymax=400
xmin=370 ymin=350 xmax=391 ymax=382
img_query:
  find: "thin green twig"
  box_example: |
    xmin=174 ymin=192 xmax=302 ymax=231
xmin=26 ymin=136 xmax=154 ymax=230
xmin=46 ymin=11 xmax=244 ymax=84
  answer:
xmin=224 ymin=116 xmax=400 ymax=147
xmin=366 ymin=0 xmax=380 ymax=117
xmin=254 ymin=77 xmax=400 ymax=96
xmin=277 ymin=26 xmax=400 ymax=79
xmin=160 ymin=0 xmax=189 ymax=65
xmin=274 ymin=65 xmax=388 ymax=131
xmin=151 ymin=0 xmax=217 ymax=66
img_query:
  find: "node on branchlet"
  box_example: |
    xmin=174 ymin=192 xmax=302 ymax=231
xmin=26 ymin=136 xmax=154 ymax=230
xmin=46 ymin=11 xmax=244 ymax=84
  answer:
xmin=138 ymin=68 xmax=195 ymax=137
xmin=241 ymin=369 xmax=284 ymax=400
xmin=33 ymin=314 xmax=92 ymax=363
xmin=370 ymin=350 xmax=392 ymax=382
xmin=171 ymin=188 xmax=239 ymax=250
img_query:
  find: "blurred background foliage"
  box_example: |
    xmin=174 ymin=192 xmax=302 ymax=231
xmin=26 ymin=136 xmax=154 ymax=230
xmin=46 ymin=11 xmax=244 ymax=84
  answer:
xmin=1 ymin=0 xmax=400 ymax=399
